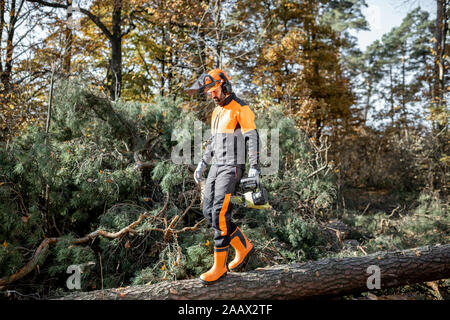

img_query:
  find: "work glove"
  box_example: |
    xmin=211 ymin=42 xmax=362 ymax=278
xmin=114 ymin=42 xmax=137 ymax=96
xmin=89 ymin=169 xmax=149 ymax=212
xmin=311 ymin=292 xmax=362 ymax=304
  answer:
xmin=248 ymin=166 xmax=261 ymax=177
xmin=194 ymin=160 xmax=207 ymax=184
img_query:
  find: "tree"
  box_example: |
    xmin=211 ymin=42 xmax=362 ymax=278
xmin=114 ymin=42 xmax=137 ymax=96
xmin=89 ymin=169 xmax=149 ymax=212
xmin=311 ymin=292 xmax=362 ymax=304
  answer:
xmin=227 ymin=0 xmax=367 ymax=137
xmin=119 ymin=0 xmax=216 ymax=100
xmin=0 ymin=0 xmax=46 ymax=141
xmin=431 ymin=0 xmax=448 ymax=129
xmin=27 ymin=0 xmax=143 ymax=100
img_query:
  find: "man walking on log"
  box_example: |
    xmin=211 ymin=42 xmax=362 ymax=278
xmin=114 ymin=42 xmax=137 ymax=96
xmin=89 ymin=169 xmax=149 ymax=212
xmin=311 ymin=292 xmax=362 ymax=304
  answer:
xmin=188 ymin=69 xmax=260 ymax=284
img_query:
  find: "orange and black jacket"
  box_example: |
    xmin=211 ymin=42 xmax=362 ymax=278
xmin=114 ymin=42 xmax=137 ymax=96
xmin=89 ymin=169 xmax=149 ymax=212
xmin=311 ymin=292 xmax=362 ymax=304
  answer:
xmin=202 ymin=93 xmax=260 ymax=169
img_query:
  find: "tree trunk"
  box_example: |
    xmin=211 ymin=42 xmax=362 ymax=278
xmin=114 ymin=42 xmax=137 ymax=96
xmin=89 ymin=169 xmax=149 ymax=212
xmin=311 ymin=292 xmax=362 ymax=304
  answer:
xmin=431 ymin=0 xmax=448 ymax=191
xmin=389 ymin=64 xmax=395 ymax=126
xmin=109 ymin=0 xmax=122 ymax=100
xmin=433 ymin=0 xmax=446 ymax=107
xmin=401 ymin=44 xmax=407 ymax=128
xmin=58 ymin=243 xmax=450 ymax=300
xmin=0 ymin=0 xmax=5 ymax=75
xmin=63 ymin=0 xmax=73 ymax=74
xmin=1 ymin=0 xmax=23 ymax=91
xmin=26 ymin=0 xmax=125 ymax=100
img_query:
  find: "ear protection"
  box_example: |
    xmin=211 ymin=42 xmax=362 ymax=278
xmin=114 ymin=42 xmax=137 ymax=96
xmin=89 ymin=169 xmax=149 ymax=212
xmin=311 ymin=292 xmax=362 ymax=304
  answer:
xmin=218 ymin=72 xmax=233 ymax=94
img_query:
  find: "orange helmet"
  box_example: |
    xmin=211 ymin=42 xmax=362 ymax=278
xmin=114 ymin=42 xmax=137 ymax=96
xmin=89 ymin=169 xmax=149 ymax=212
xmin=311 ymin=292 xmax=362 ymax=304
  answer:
xmin=205 ymin=69 xmax=231 ymax=93
xmin=186 ymin=69 xmax=232 ymax=96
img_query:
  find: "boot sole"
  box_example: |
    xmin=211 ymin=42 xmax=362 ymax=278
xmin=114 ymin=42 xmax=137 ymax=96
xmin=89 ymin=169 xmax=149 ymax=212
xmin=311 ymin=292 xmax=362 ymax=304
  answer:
xmin=200 ymin=272 xmax=227 ymax=285
xmin=229 ymin=247 xmax=255 ymax=272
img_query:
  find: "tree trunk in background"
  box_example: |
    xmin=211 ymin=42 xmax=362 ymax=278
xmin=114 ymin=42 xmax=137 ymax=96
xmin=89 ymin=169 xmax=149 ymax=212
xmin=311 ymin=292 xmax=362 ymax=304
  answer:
xmin=109 ymin=0 xmax=122 ymax=100
xmin=432 ymin=0 xmax=447 ymax=126
xmin=431 ymin=0 xmax=448 ymax=191
xmin=0 ymin=0 xmax=5 ymax=77
xmin=401 ymin=44 xmax=407 ymax=128
xmin=59 ymin=244 xmax=450 ymax=300
xmin=1 ymin=0 xmax=24 ymax=91
xmin=214 ymin=0 xmax=223 ymax=68
xmin=63 ymin=0 xmax=72 ymax=74
xmin=389 ymin=64 xmax=395 ymax=126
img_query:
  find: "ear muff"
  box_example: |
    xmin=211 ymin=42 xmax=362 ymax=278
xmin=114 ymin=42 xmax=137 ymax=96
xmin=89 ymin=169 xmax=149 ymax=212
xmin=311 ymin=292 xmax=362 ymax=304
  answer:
xmin=218 ymin=72 xmax=233 ymax=94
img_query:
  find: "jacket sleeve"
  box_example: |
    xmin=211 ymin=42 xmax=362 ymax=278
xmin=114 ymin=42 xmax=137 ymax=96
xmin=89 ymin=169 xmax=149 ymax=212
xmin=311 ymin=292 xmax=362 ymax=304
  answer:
xmin=237 ymin=106 xmax=260 ymax=168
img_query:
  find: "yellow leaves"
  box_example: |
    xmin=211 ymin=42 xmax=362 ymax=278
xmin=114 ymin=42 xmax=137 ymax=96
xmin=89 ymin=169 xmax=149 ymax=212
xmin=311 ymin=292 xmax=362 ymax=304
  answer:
xmin=439 ymin=155 xmax=450 ymax=165
xmin=205 ymin=240 xmax=210 ymax=247
xmin=265 ymin=48 xmax=276 ymax=62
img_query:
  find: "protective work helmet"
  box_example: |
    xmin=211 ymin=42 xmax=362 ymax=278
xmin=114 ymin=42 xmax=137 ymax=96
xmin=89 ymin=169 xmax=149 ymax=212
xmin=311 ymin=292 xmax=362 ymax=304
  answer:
xmin=205 ymin=69 xmax=231 ymax=93
xmin=186 ymin=69 xmax=232 ymax=96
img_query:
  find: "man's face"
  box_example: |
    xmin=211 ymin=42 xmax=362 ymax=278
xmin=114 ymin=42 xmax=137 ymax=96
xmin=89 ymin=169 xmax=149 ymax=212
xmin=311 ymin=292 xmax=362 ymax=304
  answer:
xmin=209 ymin=85 xmax=226 ymax=105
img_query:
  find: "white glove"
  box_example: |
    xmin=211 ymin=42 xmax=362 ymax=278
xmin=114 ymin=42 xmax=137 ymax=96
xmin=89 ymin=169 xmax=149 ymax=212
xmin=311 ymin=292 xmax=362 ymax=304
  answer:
xmin=194 ymin=160 xmax=207 ymax=184
xmin=248 ymin=167 xmax=261 ymax=177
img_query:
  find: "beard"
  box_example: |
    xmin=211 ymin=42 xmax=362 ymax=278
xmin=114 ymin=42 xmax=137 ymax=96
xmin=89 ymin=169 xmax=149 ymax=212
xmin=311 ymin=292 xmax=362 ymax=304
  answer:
xmin=213 ymin=93 xmax=225 ymax=105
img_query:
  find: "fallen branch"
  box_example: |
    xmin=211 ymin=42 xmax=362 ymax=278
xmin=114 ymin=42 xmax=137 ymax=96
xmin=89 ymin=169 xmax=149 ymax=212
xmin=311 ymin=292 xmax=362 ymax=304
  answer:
xmin=0 ymin=192 xmax=174 ymax=288
xmin=59 ymin=243 xmax=450 ymax=300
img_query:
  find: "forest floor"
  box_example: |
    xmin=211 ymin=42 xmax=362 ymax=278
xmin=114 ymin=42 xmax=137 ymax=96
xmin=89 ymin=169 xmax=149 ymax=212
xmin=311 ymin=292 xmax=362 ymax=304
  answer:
xmin=338 ymin=187 xmax=449 ymax=300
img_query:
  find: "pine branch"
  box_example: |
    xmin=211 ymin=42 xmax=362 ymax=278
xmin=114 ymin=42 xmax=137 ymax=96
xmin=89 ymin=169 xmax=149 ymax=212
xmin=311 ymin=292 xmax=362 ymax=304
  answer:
xmin=0 ymin=192 xmax=171 ymax=288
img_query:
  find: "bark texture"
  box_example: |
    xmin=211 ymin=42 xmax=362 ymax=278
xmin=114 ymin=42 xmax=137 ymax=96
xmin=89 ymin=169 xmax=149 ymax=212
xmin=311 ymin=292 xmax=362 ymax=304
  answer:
xmin=59 ymin=243 xmax=450 ymax=300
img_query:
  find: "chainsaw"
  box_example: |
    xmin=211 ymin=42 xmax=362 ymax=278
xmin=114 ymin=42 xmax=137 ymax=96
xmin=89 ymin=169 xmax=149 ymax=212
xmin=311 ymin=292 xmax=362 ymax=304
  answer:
xmin=231 ymin=176 xmax=271 ymax=210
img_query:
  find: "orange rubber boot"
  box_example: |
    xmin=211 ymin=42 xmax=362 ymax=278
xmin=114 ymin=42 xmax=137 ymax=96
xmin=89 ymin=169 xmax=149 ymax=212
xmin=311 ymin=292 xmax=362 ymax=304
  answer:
xmin=200 ymin=246 xmax=229 ymax=284
xmin=228 ymin=227 xmax=254 ymax=272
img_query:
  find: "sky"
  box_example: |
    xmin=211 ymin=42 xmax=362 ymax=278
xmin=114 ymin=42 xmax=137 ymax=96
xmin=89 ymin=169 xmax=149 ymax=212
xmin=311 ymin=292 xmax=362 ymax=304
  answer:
xmin=353 ymin=0 xmax=436 ymax=51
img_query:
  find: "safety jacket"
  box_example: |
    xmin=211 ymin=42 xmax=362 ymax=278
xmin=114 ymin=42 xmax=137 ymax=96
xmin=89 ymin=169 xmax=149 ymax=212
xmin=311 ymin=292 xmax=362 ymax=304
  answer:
xmin=202 ymin=93 xmax=260 ymax=169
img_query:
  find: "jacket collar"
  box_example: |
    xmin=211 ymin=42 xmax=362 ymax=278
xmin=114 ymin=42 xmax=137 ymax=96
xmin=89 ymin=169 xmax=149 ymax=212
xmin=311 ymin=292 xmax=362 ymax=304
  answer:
xmin=218 ymin=93 xmax=235 ymax=107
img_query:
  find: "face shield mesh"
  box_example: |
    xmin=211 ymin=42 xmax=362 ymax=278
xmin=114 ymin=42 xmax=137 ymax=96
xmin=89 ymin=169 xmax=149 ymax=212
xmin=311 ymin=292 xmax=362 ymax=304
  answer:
xmin=186 ymin=74 xmax=219 ymax=96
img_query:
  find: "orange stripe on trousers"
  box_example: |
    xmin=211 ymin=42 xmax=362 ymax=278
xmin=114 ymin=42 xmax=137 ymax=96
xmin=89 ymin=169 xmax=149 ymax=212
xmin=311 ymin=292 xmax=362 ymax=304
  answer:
xmin=219 ymin=193 xmax=231 ymax=236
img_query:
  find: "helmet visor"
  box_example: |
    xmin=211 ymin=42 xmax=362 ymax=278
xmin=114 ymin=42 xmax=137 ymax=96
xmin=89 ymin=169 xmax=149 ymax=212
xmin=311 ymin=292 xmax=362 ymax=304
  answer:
xmin=186 ymin=74 xmax=219 ymax=96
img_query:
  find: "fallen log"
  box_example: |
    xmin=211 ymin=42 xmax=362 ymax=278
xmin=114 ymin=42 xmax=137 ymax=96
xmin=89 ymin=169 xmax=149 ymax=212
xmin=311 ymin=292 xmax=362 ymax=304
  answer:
xmin=59 ymin=243 xmax=450 ymax=300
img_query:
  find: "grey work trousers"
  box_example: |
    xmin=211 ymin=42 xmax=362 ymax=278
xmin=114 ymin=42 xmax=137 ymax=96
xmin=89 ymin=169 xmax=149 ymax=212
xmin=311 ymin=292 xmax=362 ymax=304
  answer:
xmin=202 ymin=164 xmax=244 ymax=248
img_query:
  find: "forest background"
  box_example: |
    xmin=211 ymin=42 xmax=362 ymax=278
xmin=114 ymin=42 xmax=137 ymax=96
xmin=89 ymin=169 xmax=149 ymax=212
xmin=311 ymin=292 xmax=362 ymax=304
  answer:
xmin=0 ymin=0 xmax=448 ymax=300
